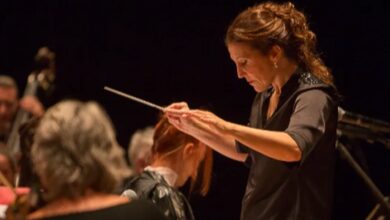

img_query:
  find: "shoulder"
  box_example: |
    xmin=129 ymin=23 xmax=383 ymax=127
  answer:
xmin=297 ymin=72 xmax=337 ymax=95
xmin=125 ymin=171 xmax=173 ymax=200
xmin=295 ymin=72 xmax=338 ymax=104
xmin=296 ymin=89 xmax=335 ymax=106
xmin=298 ymin=72 xmax=323 ymax=86
xmin=125 ymin=171 xmax=157 ymax=190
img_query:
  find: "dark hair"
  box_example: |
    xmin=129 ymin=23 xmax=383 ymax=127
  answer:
xmin=225 ymin=1 xmax=333 ymax=85
xmin=152 ymin=114 xmax=213 ymax=196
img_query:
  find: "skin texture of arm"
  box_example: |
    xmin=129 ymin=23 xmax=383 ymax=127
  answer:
xmin=224 ymin=121 xmax=301 ymax=162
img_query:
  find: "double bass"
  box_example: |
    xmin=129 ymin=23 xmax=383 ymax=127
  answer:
xmin=1 ymin=47 xmax=55 ymax=220
xmin=6 ymin=47 xmax=55 ymax=158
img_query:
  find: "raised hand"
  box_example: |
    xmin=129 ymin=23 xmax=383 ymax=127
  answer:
xmin=186 ymin=110 xmax=230 ymax=136
xmin=164 ymin=102 xmax=193 ymax=134
xmin=19 ymin=96 xmax=44 ymax=117
xmin=165 ymin=102 xmax=230 ymax=138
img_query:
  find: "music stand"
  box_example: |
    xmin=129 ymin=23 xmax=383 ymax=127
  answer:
xmin=336 ymin=124 xmax=390 ymax=217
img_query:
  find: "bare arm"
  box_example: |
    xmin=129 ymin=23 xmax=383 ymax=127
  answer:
xmin=225 ymin=122 xmax=301 ymax=162
xmin=165 ymin=103 xmax=247 ymax=162
xmin=166 ymin=103 xmax=300 ymax=162
xmin=177 ymin=121 xmax=247 ymax=162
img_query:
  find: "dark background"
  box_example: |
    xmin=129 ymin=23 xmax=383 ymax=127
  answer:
xmin=1 ymin=0 xmax=389 ymax=219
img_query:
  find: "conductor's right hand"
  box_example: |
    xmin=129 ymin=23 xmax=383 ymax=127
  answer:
xmin=164 ymin=102 xmax=230 ymax=139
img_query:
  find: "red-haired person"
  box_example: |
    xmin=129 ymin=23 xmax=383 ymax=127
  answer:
xmin=122 ymin=114 xmax=213 ymax=220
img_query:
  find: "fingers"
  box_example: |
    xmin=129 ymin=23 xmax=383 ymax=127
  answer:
xmin=166 ymin=111 xmax=188 ymax=125
xmin=164 ymin=102 xmax=189 ymax=111
xmin=166 ymin=111 xmax=190 ymax=133
xmin=167 ymin=109 xmax=211 ymax=124
xmin=164 ymin=103 xmax=218 ymax=132
xmin=165 ymin=109 xmax=189 ymax=116
xmin=165 ymin=102 xmax=191 ymax=118
xmin=186 ymin=110 xmax=214 ymax=122
xmin=167 ymin=115 xmax=180 ymax=127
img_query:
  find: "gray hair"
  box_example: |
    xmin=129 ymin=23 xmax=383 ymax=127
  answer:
xmin=128 ymin=126 xmax=154 ymax=166
xmin=31 ymin=100 xmax=132 ymax=201
xmin=0 ymin=75 xmax=18 ymax=92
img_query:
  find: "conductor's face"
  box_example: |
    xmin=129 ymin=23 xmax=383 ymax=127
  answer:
xmin=228 ymin=42 xmax=276 ymax=92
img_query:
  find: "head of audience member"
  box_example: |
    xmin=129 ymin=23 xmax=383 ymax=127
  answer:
xmin=0 ymin=145 xmax=16 ymax=186
xmin=0 ymin=76 xmax=18 ymax=138
xmin=31 ymin=100 xmax=132 ymax=202
xmin=128 ymin=126 xmax=154 ymax=174
xmin=151 ymin=114 xmax=213 ymax=196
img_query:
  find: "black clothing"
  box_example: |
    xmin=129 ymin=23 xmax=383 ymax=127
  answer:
xmin=38 ymin=199 xmax=167 ymax=220
xmin=0 ymin=134 xmax=7 ymax=144
xmin=237 ymin=70 xmax=338 ymax=220
xmin=123 ymin=170 xmax=195 ymax=220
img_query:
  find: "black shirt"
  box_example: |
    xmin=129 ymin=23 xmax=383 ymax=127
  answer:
xmin=37 ymin=199 xmax=167 ymax=220
xmin=237 ymin=70 xmax=338 ymax=220
xmin=123 ymin=170 xmax=195 ymax=220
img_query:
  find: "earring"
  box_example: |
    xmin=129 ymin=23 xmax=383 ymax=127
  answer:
xmin=273 ymin=62 xmax=278 ymax=69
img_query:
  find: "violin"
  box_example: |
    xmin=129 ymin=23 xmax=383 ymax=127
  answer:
xmin=6 ymin=47 xmax=56 ymax=158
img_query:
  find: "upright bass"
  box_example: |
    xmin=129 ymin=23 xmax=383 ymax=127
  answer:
xmin=6 ymin=47 xmax=55 ymax=158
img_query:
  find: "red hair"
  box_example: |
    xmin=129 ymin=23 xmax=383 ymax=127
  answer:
xmin=152 ymin=114 xmax=213 ymax=196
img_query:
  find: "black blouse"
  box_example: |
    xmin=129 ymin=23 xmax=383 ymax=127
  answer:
xmin=123 ymin=170 xmax=195 ymax=220
xmin=38 ymin=199 xmax=167 ymax=220
xmin=237 ymin=69 xmax=338 ymax=220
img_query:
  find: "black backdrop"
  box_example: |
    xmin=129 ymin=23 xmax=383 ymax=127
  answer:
xmin=1 ymin=0 xmax=389 ymax=219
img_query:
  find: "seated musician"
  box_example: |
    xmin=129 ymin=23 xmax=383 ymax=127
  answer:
xmin=122 ymin=114 xmax=213 ymax=220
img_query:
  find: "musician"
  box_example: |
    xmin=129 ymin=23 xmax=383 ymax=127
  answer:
xmin=165 ymin=2 xmax=338 ymax=219
xmin=28 ymin=100 xmax=167 ymax=220
xmin=0 ymin=75 xmax=44 ymax=144
xmin=128 ymin=126 xmax=154 ymax=174
xmin=122 ymin=114 xmax=213 ymax=220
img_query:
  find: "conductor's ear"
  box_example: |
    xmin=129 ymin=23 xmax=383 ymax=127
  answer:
xmin=268 ymin=45 xmax=282 ymax=64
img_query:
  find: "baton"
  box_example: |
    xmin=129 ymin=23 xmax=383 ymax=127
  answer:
xmin=104 ymin=86 xmax=164 ymax=111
